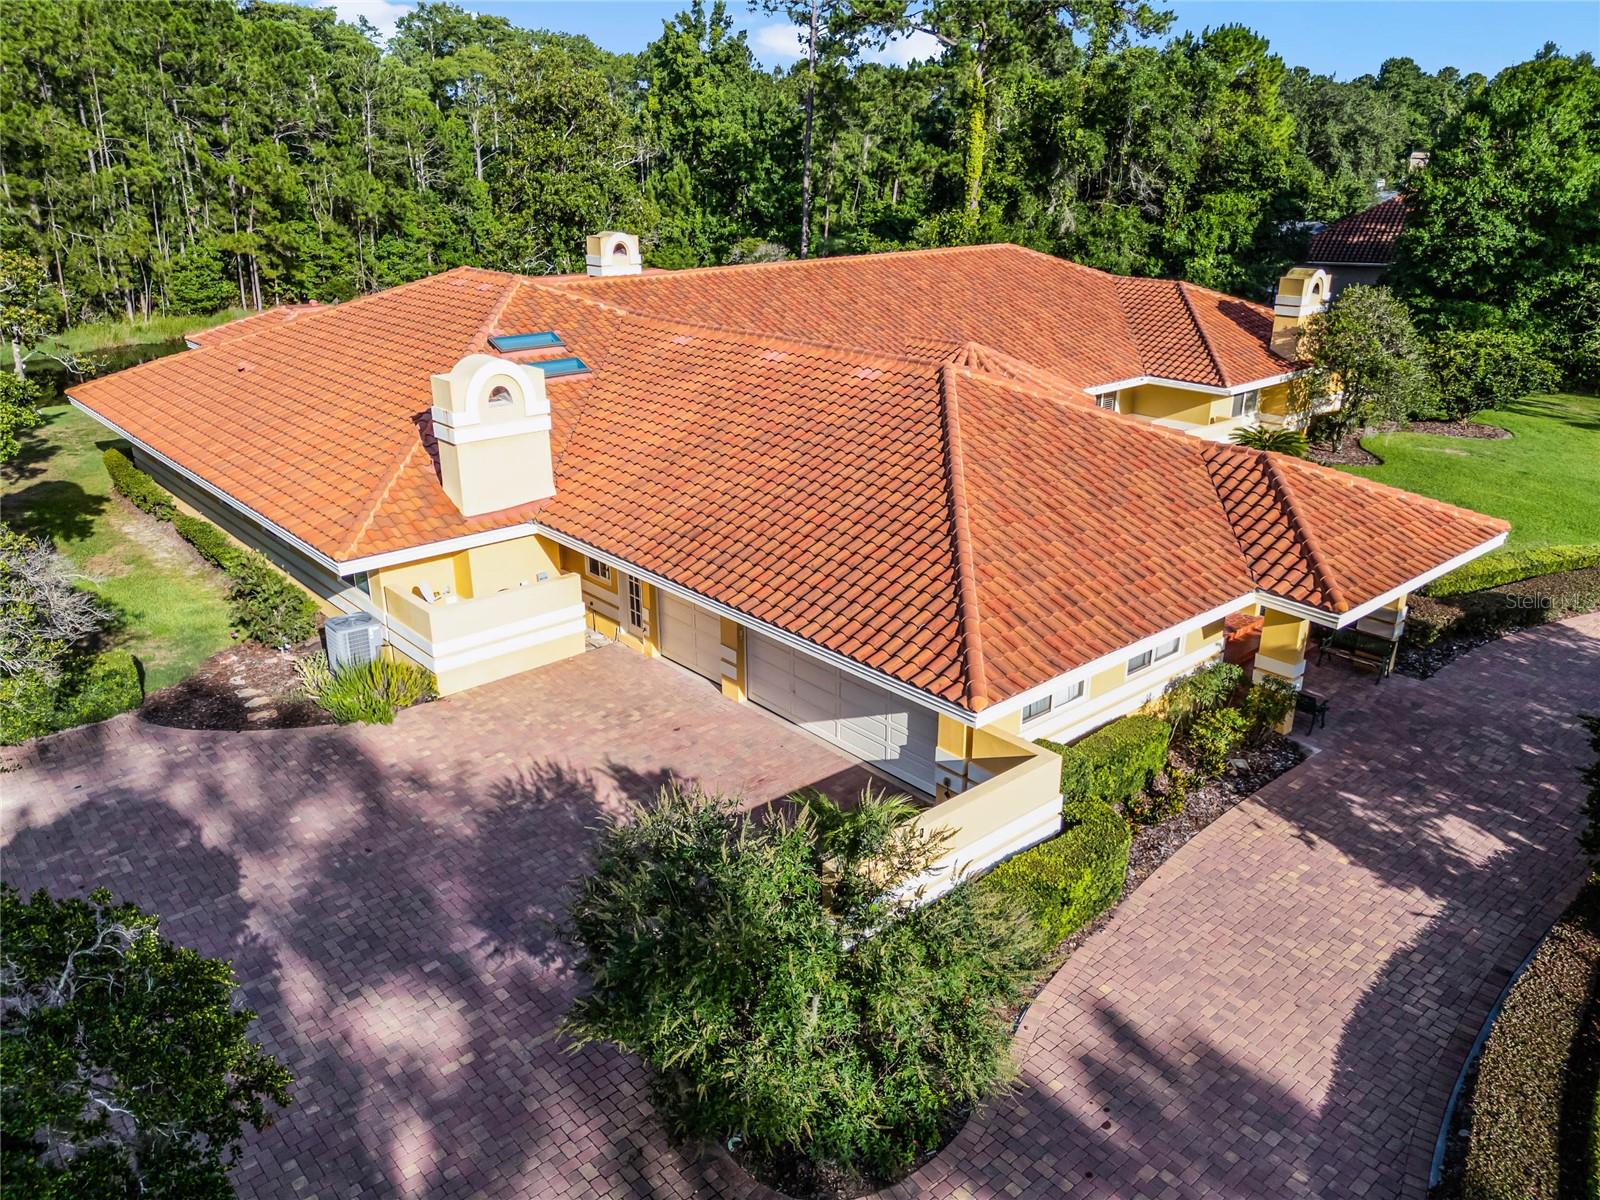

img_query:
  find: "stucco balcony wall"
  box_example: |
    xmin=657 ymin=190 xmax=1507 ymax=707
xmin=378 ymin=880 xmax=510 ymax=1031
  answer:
xmin=383 ymin=574 xmax=587 ymax=694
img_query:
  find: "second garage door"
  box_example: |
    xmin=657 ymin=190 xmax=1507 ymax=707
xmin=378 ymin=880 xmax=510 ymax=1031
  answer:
xmin=660 ymin=592 xmax=725 ymax=683
xmin=747 ymin=631 xmax=937 ymax=793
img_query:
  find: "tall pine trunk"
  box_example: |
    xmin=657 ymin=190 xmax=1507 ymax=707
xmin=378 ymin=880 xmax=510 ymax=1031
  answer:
xmin=798 ymin=0 xmax=818 ymax=259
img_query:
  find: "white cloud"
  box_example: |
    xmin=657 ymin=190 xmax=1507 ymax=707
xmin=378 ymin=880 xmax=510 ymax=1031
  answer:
xmin=750 ymin=21 xmax=943 ymax=67
xmin=317 ymin=0 xmax=415 ymax=42
xmin=869 ymin=29 xmax=943 ymax=66
xmin=751 ymin=23 xmax=808 ymax=62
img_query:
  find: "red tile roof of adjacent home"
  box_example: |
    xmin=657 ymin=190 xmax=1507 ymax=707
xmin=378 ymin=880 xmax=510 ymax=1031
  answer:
xmin=69 ymin=246 xmax=1507 ymax=713
xmin=1306 ymin=194 xmax=1411 ymax=266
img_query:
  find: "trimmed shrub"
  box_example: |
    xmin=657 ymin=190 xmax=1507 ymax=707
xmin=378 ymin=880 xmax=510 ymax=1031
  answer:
xmin=0 ymin=652 xmax=143 ymax=745
xmin=53 ymin=651 xmax=142 ymax=726
xmin=975 ymin=801 xmax=1132 ymax=947
xmin=227 ymin=551 xmax=318 ymax=647
xmin=297 ymin=653 xmax=435 ymax=725
xmin=102 ymin=449 xmax=319 ymax=647
xmin=1426 ymin=544 xmax=1600 ymax=597
xmin=1043 ymin=714 xmax=1172 ymax=808
xmin=1240 ymin=678 xmax=1297 ymax=741
xmin=1189 ymin=708 xmax=1249 ymax=778
xmin=1126 ymin=768 xmax=1194 ymax=827
xmin=102 ymin=447 xmax=176 ymax=521
xmin=1407 ymin=567 xmax=1600 ymax=647
xmin=1427 ymin=327 xmax=1560 ymax=421
xmin=173 ymin=512 xmax=240 ymax=571
xmin=1162 ymin=661 xmax=1244 ymax=735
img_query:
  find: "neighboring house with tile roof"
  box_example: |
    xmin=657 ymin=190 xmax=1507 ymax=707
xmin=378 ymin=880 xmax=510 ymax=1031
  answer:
xmin=1305 ymin=194 xmax=1411 ymax=295
xmin=68 ymin=234 xmax=1506 ymax=888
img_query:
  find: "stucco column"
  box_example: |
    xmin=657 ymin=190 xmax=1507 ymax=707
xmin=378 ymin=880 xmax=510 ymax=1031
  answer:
xmin=1354 ymin=592 xmax=1408 ymax=673
xmin=1255 ymin=608 xmax=1310 ymax=732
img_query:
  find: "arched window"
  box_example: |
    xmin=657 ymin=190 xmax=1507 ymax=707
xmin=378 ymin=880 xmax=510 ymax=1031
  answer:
xmin=487 ymin=384 xmax=514 ymax=408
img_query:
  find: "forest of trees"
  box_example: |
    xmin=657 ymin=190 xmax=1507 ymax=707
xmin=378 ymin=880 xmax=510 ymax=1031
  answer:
xmin=1 ymin=0 xmax=1594 ymax=384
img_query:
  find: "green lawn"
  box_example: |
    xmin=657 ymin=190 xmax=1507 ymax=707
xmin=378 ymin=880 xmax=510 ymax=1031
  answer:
xmin=1343 ymin=392 xmax=1600 ymax=549
xmin=1 ymin=403 xmax=233 ymax=691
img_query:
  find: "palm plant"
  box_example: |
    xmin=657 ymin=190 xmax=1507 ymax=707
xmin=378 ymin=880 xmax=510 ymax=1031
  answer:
xmin=1230 ymin=425 xmax=1309 ymax=456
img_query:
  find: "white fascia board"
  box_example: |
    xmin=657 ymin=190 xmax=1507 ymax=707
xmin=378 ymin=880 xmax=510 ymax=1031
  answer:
xmin=531 ymin=525 xmax=984 ymax=726
xmin=1254 ymin=531 xmax=1510 ymax=629
xmin=979 ymin=592 xmax=1258 ymax=723
xmin=66 ymin=397 xmax=347 ymax=575
xmin=337 ymin=523 xmax=540 ymax=575
xmin=1084 ymin=371 xmax=1304 ymax=398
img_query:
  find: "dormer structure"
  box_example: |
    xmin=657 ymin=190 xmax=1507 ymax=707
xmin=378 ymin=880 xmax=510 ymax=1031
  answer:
xmin=585 ymin=231 xmax=642 ymax=277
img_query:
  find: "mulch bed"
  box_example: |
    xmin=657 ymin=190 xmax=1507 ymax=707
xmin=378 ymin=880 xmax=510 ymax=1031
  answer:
xmin=139 ymin=638 xmax=333 ymax=730
xmin=1397 ymin=569 xmax=1600 ymax=680
xmin=1306 ymin=419 xmax=1510 ymax=468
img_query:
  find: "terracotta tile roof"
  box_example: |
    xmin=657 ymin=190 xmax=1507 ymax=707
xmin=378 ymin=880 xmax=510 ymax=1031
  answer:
xmin=1203 ymin=442 xmax=1507 ymax=613
xmin=186 ymin=304 xmax=324 ymax=347
xmin=69 ymin=247 xmax=1506 ymax=713
xmin=1113 ymin=277 xmax=1288 ymax=387
xmin=1307 ymin=194 xmax=1410 ymax=266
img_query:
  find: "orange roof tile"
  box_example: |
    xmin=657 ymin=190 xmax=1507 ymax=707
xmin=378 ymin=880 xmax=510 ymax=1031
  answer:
xmin=186 ymin=304 xmax=324 ymax=347
xmin=1307 ymin=194 xmax=1411 ymax=266
xmin=69 ymin=246 xmax=1507 ymax=714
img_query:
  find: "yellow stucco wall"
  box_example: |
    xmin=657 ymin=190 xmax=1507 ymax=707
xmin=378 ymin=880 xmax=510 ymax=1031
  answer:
xmin=1122 ymin=383 xmax=1224 ymax=426
xmin=1256 ymin=381 xmax=1292 ymax=417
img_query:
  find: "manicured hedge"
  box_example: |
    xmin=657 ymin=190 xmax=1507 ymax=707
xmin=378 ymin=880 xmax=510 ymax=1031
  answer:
xmin=1043 ymin=714 xmax=1173 ymax=808
xmin=102 ymin=446 xmax=176 ymax=521
xmin=1407 ymin=567 xmax=1600 ymax=647
xmin=1464 ymin=879 xmax=1600 ymax=1200
xmin=1426 ymin=544 xmax=1600 ymax=597
xmin=101 ymin=448 xmax=318 ymax=647
xmin=975 ymin=801 xmax=1131 ymax=947
xmin=0 ymin=651 xmax=143 ymax=745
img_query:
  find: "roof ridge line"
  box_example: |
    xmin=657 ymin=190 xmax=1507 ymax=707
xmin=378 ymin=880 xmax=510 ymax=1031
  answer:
xmin=1261 ymin=451 xmax=1350 ymax=612
xmin=338 ymin=273 xmax=526 ymax=558
xmin=1177 ymin=282 xmax=1228 ymax=388
xmin=937 ymin=366 xmax=991 ymax=712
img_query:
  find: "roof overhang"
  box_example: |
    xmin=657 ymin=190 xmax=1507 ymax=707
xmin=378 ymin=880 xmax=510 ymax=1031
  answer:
xmin=1085 ymin=370 xmax=1303 ymax=398
xmin=1258 ymin=531 xmax=1509 ymax=629
xmin=67 ymin=395 xmax=349 ymax=576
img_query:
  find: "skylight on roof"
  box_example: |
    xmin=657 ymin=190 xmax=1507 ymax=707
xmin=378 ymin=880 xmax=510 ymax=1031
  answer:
xmin=536 ymin=356 xmax=590 ymax=379
xmin=488 ymin=331 xmax=563 ymax=352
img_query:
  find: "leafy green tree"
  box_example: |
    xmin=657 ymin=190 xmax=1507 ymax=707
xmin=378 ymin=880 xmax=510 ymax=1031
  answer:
xmin=1428 ymin=328 xmax=1560 ymax=420
xmin=1392 ymin=48 xmax=1600 ymax=388
xmin=487 ymin=42 xmax=647 ymax=272
xmin=1 ymin=251 xmax=54 ymax=376
xmin=1 ymin=884 xmax=293 ymax=1198
xmin=0 ymin=374 xmax=44 ymax=465
xmin=1292 ymin=285 xmax=1435 ymax=449
xmin=565 ymin=785 xmax=1039 ymax=1182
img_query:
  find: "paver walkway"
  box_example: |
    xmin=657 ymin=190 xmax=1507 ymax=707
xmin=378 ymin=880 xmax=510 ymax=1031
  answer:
xmin=4 ymin=616 xmax=1597 ymax=1199
xmin=2 ymin=646 xmax=875 ymax=1200
xmin=885 ymin=610 xmax=1600 ymax=1200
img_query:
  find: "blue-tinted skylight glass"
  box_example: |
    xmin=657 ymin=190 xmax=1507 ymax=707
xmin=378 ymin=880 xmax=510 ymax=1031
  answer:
xmin=488 ymin=331 xmax=563 ymax=352
xmin=537 ymin=356 xmax=590 ymax=379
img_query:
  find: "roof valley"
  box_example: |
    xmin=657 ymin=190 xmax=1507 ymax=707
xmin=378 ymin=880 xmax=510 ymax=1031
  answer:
xmin=1261 ymin=452 xmax=1349 ymax=612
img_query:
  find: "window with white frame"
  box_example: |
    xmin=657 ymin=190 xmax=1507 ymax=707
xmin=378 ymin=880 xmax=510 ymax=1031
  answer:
xmin=1127 ymin=636 xmax=1181 ymax=675
xmin=1231 ymin=389 xmax=1261 ymax=419
xmin=627 ymin=577 xmax=644 ymax=630
xmin=1095 ymin=390 xmax=1120 ymax=412
xmin=1021 ymin=679 xmax=1085 ymax=724
xmin=585 ymin=556 xmax=611 ymax=582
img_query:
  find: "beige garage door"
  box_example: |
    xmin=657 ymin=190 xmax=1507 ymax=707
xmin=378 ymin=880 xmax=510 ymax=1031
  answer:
xmin=747 ymin=631 xmax=937 ymax=794
xmin=659 ymin=592 xmax=724 ymax=683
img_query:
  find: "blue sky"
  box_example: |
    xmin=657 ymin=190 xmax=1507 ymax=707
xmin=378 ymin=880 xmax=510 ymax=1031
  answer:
xmin=320 ymin=0 xmax=1599 ymax=80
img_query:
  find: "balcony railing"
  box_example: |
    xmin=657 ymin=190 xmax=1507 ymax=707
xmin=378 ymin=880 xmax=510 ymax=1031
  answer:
xmin=383 ymin=573 xmax=585 ymax=675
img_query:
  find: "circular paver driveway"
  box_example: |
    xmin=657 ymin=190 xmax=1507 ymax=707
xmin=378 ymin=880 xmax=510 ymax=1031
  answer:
xmin=5 ymin=616 xmax=1598 ymax=1199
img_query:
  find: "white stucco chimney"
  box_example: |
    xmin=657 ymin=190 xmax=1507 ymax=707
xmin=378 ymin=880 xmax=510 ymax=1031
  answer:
xmin=586 ymin=231 xmax=642 ymax=277
xmin=429 ymin=355 xmax=555 ymax=516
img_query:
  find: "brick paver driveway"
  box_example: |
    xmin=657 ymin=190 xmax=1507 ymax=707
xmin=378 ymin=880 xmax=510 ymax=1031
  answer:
xmin=5 ymin=616 xmax=1598 ymax=1199
xmin=888 ymin=611 xmax=1600 ymax=1200
xmin=2 ymin=645 xmax=877 ymax=1200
